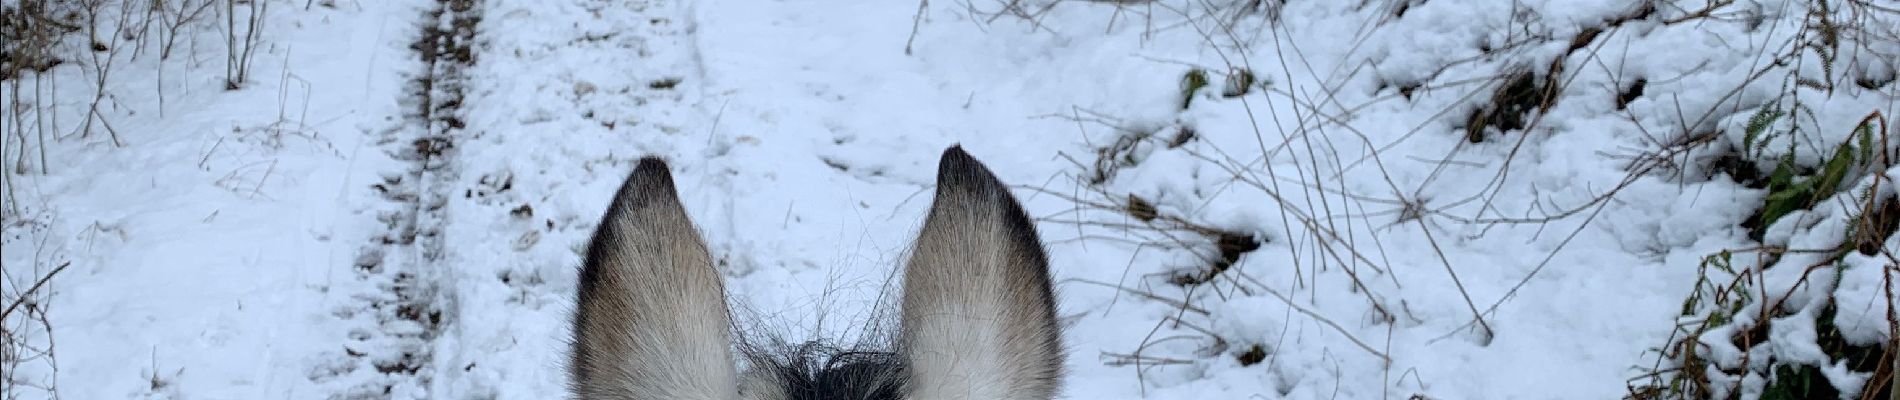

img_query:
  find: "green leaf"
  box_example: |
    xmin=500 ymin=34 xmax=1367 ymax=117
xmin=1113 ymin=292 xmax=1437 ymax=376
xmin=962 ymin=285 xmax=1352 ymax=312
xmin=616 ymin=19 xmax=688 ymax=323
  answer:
xmin=1813 ymin=141 xmax=1856 ymax=195
xmin=1768 ymin=157 xmax=1798 ymax=188
xmin=1744 ymin=106 xmax=1785 ymax=158
xmin=1856 ymin=121 xmax=1875 ymax=165
xmin=1765 ymin=187 xmax=1807 ymax=202
xmin=1759 ymin=161 xmax=1812 ymax=230
xmin=1180 ymin=69 xmax=1210 ymax=110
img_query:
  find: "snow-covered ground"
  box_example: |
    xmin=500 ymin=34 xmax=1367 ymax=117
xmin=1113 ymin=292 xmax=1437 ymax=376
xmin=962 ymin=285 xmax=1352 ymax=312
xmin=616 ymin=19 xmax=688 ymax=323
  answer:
xmin=3 ymin=0 xmax=1895 ymax=399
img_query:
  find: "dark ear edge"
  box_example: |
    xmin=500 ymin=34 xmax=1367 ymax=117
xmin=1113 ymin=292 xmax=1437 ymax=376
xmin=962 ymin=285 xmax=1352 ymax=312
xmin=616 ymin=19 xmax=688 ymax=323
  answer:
xmin=575 ymin=156 xmax=678 ymax=300
xmin=931 ymin=144 xmax=1058 ymax=317
xmin=569 ymin=156 xmax=741 ymax=398
xmin=897 ymin=145 xmax=1065 ymax=399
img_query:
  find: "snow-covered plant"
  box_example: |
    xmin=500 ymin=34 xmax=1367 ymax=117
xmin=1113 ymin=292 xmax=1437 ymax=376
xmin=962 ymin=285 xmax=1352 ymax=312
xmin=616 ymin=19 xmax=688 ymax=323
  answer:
xmin=1633 ymin=109 xmax=1895 ymax=400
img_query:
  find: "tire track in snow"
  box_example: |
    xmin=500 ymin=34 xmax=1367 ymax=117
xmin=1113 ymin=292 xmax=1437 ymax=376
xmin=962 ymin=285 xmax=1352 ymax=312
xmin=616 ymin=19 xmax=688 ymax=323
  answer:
xmin=321 ymin=0 xmax=480 ymax=397
xmin=419 ymin=0 xmax=729 ymax=395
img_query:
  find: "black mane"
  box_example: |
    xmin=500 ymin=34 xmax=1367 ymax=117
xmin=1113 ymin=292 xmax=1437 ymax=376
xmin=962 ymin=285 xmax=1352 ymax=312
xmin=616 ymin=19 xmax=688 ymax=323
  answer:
xmin=748 ymin=342 xmax=907 ymax=400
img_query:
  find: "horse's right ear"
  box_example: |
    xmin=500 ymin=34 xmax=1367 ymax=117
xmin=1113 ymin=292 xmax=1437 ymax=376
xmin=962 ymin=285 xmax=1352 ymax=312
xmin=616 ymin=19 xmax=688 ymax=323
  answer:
xmin=897 ymin=146 xmax=1065 ymax=399
xmin=569 ymin=158 xmax=741 ymax=399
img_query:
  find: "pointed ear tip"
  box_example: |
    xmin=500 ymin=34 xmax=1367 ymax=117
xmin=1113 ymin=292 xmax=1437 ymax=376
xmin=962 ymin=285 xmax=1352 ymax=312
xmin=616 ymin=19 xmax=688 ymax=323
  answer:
xmin=939 ymin=144 xmax=974 ymax=165
xmin=935 ymin=144 xmax=991 ymax=184
xmin=629 ymin=156 xmax=676 ymax=183
xmin=612 ymin=156 xmax=681 ymax=207
xmin=634 ymin=156 xmax=670 ymax=174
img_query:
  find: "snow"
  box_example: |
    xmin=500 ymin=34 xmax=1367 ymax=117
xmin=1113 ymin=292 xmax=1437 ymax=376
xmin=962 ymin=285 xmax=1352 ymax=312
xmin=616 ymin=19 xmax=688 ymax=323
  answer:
xmin=3 ymin=0 xmax=1895 ymax=399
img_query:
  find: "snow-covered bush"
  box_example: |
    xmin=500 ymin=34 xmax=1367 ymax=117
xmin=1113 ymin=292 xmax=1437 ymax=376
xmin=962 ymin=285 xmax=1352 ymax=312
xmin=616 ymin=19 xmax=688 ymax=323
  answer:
xmin=964 ymin=0 xmax=1896 ymax=398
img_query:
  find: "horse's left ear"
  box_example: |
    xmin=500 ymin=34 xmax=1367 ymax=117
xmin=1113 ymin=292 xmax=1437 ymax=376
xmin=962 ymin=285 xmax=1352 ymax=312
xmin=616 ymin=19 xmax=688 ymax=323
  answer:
xmin=897 ymin=146 xmax=1065 ymax=400
xmin=570 ymin=158 xmax=742 ymax=399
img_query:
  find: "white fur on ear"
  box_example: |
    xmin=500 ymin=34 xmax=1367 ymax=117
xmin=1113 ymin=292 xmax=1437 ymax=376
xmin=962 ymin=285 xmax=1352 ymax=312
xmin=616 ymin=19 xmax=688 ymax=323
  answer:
xmin=898 ymin=146 xmax=1065 ymax=400
xmin=569 ymin=158 xmax=741 ymax=400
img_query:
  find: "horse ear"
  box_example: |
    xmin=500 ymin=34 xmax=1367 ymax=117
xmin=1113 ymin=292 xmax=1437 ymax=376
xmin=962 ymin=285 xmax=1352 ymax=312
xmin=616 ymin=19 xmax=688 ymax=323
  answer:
xmin=570 ymin=158 xmax=741 ymax=399
xmin=897 ymin=146 xmax=1064 ymax=399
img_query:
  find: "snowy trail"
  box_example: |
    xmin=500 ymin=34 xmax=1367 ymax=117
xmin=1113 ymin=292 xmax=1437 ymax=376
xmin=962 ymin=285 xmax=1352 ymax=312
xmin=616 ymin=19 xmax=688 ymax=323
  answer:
xmin=318 ymin=0 xmax=481 ymax=397
xmin=420 ymin=0 xmax=727 ymax=396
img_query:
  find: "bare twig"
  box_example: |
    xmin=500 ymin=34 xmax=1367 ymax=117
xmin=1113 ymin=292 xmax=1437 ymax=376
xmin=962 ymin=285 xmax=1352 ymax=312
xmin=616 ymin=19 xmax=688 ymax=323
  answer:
xmin=1 ymin=261 xmax=68 ymax=322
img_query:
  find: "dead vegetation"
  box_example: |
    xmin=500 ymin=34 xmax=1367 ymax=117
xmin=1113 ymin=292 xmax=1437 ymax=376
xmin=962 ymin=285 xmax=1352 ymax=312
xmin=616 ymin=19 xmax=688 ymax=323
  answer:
xmin=969 ymin=0 xmax=1897 ymax=397
xmin=3 ymin=0 xmax=278 ymax=178
xmin=2 ymin=1 xmax=285 ymax=397
xmin=1629 ymin=110 xmax=1898 ymax=400
xmin=2 ymin=232 xmax=69 ymax=399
